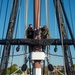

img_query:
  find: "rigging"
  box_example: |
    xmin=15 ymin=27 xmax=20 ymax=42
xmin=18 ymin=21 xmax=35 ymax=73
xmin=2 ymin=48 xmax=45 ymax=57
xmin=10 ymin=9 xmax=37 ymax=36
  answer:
xmin=0 ymin=0 xmax=19 ymax=75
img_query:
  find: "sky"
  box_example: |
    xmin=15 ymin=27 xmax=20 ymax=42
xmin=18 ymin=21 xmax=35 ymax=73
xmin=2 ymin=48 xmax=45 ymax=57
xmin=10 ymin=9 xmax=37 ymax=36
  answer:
xmin=0 ymin=0 xmax=75 ymax=68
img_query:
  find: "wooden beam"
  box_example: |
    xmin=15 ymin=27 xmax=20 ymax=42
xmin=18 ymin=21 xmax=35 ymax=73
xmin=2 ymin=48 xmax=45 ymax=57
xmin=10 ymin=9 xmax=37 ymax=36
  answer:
xmin=0 ymin=39 xmax=75 ymax=45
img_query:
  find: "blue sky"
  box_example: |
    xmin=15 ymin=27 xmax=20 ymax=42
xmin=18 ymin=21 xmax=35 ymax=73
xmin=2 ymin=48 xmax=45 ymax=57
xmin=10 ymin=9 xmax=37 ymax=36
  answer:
xmin=0 ymin=0 xmax=75 ymax=68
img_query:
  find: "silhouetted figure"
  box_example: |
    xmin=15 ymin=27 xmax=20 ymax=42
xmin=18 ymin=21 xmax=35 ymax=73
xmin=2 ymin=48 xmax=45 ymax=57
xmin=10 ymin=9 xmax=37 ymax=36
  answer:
xmin=26 ymin=24 xmax=34 ymax=39
xmin=26 ymin=24 xmax=34 ymax=52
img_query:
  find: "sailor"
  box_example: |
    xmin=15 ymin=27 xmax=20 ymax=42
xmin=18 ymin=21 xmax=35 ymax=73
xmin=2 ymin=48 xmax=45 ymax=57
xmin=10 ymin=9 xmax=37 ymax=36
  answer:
xmin=41 ymin=25 xmax=50 ymax=51
xmin=34 ymin=28 xmax=41 ymax=39
xmin=26 ymin=24 xmax=34 ymax=52
xmin=26 ymin=24 xmax=34 ymax=39
xmin=41 ymin=25 xmax=50 ymax=39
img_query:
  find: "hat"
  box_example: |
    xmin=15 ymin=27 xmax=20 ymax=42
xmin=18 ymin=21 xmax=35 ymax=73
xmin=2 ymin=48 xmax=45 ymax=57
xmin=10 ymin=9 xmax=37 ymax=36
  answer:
xmin=29 ymin=24 xmax=32 ymax=26
xmin=43 ymin=25 xmax=47 ymax=29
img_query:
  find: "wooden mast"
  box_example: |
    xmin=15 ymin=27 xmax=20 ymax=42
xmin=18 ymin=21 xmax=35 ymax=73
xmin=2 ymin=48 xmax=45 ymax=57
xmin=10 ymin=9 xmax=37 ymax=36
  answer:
xmin=33 ymin=0 xmax=41 ymax=75
xmin=34 ymin=0 xmax=40 ymax=29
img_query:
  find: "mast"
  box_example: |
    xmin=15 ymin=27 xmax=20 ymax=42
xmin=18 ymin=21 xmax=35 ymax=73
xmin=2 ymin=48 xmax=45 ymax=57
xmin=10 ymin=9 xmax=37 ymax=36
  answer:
xmin=34 ymin=0 xmax=40 ymax=29
xmin=33 ymin=0 xmax=42 ymax=75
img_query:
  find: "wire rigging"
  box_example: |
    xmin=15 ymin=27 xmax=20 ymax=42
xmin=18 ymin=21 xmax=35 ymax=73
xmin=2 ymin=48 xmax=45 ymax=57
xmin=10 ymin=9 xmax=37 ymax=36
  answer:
xmin=0 ymin=0 xmax=75 ymax=75
xmin=10 ymin=0 xmax=22 ymax=73
xmin=11 ymin=0 xmax=22 ymax=64
xmin=45 ymin=0 xmax=51 ymax=74
xmin=0 ymin=0 xmax=3 ymax=17
xmin=60 ymin=0 xmax=75 ymax=49
xmin=45 ymin=0 xmax=50 ymax=28
xmin=21 ymin=0 xmax=29 ymax=74
xmin=1 ymin=53 xmax=75 ymax=59
xmin=11 ymin=5 xmax=20 ymax=69
xmin=24 ymin=0 xmax=28 ymax=63
xmin=57 ymin=0 xmax=67 ymax=75
xmin=0 ymin=0 xmax=9 ymax=56
xmin=68 ymin=0 xmax=75 ymax=38
xmin=25 ymin=0 xmax=28 ymax=33
xmin=15 ymin=11 xmax=20 ymax=38
xmin=2 ymin=0 xmax=9 ymax=39
xmin=15 ymin=0 xmax=22 ymax=53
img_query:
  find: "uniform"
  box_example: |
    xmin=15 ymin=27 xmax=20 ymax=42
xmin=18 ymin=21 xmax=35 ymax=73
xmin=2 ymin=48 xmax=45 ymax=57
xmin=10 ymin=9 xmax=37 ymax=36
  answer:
xmin=41 ymin=26 xmax=50 ymax=39
xmin=26 ymin=25 xmax=34 ymax=52
xmin=26 ymin=27 xmax=34 ymax=39
xmin=41 ymin=26 xmax=50 ymax=51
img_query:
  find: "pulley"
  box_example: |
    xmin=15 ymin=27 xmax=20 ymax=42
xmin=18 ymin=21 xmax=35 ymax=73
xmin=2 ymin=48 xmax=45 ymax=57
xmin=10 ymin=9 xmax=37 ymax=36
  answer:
xmin=48 ymin=64 xmax=54 ymax=71
xmin=21 ymin=64 xmax=27 ymax=71
xmin=16 ymin=45 xmax=20 ymax=52
xmin=54 ymin=45 xmax=57 ymax=52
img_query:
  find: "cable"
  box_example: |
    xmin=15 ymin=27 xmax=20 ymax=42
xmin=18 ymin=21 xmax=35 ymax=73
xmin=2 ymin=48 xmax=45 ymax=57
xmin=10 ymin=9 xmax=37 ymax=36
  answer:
xmin=2 ymin=0 xmax=9 ymax=39
xmin=0 ymin=0 xmax=9 ymax=56
xmin=68 ymin=0 xmax=75 ymax=38
xmin=10 ymin=0 xmax=20 ymax=73
xmin=24 ymin=0 xmax=28 ymax=59
xmin=0 ymin=0 xmax=3 ymax=17
xmin=1 ymin=53 xmax=75 ymax=59
xmin=24 ymin=0 xmax=28 ymax=61
xmin=25 ymin=0 xmax=28 ymax=32
xmin=45 ymin=0 xmax=53 ymax=74
xmin=40 ymin=0 xmax=42 ymax=28
xmin=45 ymin=0 xmax=50 ymax=28
xmin=15 ymin=10 xmax=20 ymax=38
xmin=60 ymin=1 xmax=75 ymax=74
xmin=43 ymin=60 xmax=45 ymax=75
xmin=10 ymin=6 xmax=20 ymax=71
xmin=60 ymin=0 xmax=75 ymax=49
xmin=22 ymin=0 xmax=29 ymax=74
xmin=10 ymin=46 xmax=14 ymax=74
xmin=0 ymin=0 xmax=20 ymax=74
xmin=10 ymin=0 xmax=22 ymax=73
xmin=54 ymin=1 xmax=58 ymax=70
xmin=29 ymin=57 xmax=32 ymax=75
xmin=57 ymin=0 xmax=67 ymax=75
xmin=47 ymin=46 xmax=50 ymax=75
xmin=54 ymin=6 xmax=57 ymax=38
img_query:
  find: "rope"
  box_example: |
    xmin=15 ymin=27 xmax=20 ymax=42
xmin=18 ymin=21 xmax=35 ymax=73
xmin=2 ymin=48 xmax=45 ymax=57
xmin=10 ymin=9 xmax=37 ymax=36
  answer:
xmin=47 ymin=46 xmax=50 ymax=74
xmin=68 ymin=0 xmax=75 ymax=59
xmin=57 ymin=0 xmax=67 ymax=75
xmin=25 ymin=0 xmax=28 ymax=35
xmin=10 ymin=0 xmax=22 ymax=72
xmin=43 ymin=60 xmax=45 ymax=75
xmin=2 ymin=0 xmax=9 ymax=39
xmin=0 ymin=0 xmax=3 ymax=17
xmin=60 ymin=0 xmax=75 ymax=48
xmin=1 ymin=53 xmax=75 ymax=59
xmin=54 ymin=2 xmax=57 ymax=38
xmin=54 ymin=1 xmax=58 ymax=70
xmin=15 ymin=11 xmax=20 ymax=37
xmin=23 ymin=0 xmax=29 ymax=74
xmin=0 ymin=0 xmax=9 ymax=56
xmin=45 ymin=53 xmax=75 ymax=59
xmin=45 ymin=1 xmax=51 ymax=74
xmin=24 ymin=0 xmax=28 ymax=54
xmin=10 ymin=46 xmax=14 ymax=74
xmin=11 ymin=5 xmax=20 ymax=65
xmin=24 ymin=0 xmax=28 ymax=62
xmin=29 ymin=57 xmax=32 ymax=75
xmin=45 ymin=0 xmax=50 ymax=28
xmin=40 ymin=0 xmax=42 ymax=27
xmin=68 ymin=0 xmax=75 ymax=38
